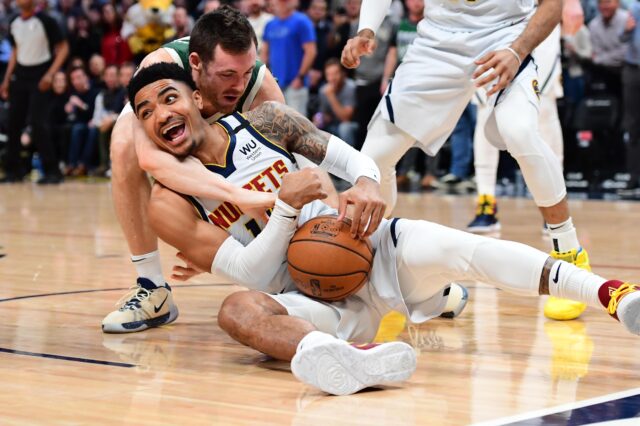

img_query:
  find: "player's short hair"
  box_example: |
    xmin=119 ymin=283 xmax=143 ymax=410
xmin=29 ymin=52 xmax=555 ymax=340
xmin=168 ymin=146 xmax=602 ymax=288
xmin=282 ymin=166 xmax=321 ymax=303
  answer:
xmin=127 ymin=62 xmax=197 ymax=112
xmin=189 ymin=5 xmax=258 ymax=65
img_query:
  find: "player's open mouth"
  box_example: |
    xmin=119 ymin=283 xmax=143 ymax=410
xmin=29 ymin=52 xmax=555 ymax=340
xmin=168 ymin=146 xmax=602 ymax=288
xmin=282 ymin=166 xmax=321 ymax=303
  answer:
xmin=161 ymin=121 xmax=187 ymax=144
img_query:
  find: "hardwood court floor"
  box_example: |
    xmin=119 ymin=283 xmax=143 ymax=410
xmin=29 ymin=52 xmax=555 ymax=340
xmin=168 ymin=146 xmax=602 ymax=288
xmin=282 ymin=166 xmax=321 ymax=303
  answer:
xmin=1 ymin=182 xmax=640 ymax=425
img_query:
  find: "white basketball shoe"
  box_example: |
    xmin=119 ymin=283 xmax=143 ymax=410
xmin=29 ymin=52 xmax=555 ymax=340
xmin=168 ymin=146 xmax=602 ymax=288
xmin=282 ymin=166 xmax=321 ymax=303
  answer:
xmin=291 ymin=332 xmax=416 ymax=396
xmin=102 ymin=278 xmax=179 ymax=333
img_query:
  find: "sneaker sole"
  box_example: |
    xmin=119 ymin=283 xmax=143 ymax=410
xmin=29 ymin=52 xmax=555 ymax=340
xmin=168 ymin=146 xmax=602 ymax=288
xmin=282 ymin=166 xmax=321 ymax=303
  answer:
xmin=291 ymin=341 xmax=416 ymax=396
xmin=466 ymin=223 xmax=501 ymax=234
xmin=102 ymin=306 xmax=179 ymax=334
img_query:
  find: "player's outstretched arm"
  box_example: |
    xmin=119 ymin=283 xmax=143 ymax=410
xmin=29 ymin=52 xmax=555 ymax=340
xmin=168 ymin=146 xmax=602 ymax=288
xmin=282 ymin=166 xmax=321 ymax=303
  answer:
xmin=473 ymin=0 xmax=562 ymax=96
xmin=341 ymin=0 xmax=391 ymax=69
xmin=148 ymin=169 xmax=326 ymax=291
xmin=246 ymin=101 xmax=385 ymax=238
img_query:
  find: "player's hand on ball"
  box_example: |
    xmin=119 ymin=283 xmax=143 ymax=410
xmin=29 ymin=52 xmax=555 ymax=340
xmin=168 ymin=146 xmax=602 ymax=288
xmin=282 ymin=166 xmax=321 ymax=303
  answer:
xmin=473 ymin=48 xmax=522 ymax=97
xmin=171 ymin=252 xmax=206 ymax=281
xmin=337 ymin=177 xmax=385 ymax=239
xmin=341 ymin=29 xmax=377 ymax=69
xmin=279 ymin=168 xmax=328 ymax=209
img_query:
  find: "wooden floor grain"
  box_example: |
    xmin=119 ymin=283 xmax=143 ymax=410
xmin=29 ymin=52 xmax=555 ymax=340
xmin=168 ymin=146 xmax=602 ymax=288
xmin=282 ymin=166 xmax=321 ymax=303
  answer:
xmin=1 ymin=182 xmax=639 ymax=425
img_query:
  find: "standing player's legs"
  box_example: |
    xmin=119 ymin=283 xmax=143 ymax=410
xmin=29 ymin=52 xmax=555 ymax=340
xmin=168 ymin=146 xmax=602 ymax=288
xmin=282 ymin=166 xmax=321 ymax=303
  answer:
xmin=468 ymin=90 xmax=563 ymax=234
xmin=361 ymin=117 xmax=417 ymax=216
xmin=493 ymin=77 xmax=589 ymax=320
xmin=102 ymin=108 xmax=176 ymax=333
xmin=468 ymin=99 xmax=501 ymax=233
xmin=393 ymin=219 xmax=640 ymax=335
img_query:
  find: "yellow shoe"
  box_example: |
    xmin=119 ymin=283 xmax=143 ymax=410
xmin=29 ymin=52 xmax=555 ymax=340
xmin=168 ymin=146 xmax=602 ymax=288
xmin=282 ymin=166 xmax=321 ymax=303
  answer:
xmin=544 ymin=248 xmax=590 ymax=320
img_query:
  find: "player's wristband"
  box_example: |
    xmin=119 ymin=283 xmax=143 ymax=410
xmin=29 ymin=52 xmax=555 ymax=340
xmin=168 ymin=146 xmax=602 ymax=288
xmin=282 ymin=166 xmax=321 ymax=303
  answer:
xmin=320 ymin=135 xmax=381 ymax=184
xmin=505 ymin=47 xmax=523 ymax=67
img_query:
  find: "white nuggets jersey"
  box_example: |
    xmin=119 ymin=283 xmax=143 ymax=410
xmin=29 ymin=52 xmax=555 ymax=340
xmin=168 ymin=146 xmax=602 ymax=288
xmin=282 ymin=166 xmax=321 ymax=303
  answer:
xmin=424 ymin=0 xmax=535 ymax=32
xmin=187 ymin=112 xmax=333 ymax=246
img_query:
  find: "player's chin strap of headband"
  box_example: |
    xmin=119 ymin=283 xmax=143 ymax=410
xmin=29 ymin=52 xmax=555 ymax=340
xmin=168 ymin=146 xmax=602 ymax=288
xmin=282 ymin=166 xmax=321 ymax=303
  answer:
xmin=212 ymin=198 xmax=300 ymax=293
xmin=319 ymin=135 xmax=381 ymax=185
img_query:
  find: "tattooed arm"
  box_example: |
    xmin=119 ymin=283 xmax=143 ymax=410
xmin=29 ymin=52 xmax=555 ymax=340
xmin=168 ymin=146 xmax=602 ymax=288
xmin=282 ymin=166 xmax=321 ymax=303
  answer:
xmin=245 ymin=100 xmax=331 ymax=162
xmin=246 ymin=101 xmax=386 ymax=238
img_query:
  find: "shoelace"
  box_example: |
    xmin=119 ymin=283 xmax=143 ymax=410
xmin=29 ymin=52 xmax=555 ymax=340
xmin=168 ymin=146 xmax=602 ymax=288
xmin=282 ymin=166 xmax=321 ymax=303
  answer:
xmin=608 ymin=283 xmax=637 ymax=316
xmin=115 ymin=285 xmax=153 ymax=311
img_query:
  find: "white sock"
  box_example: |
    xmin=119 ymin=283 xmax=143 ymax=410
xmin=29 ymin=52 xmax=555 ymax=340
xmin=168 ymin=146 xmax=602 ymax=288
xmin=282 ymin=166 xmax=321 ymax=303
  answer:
xmin=548 ymin=260 xmax=606 ymax=309
xmin=131 ymin=250 xmax=165 ymax=288
xmin=547 ymin=217 xmax=581 ymax=252
xmin=296 ymin=330 xmax=336 ymax=353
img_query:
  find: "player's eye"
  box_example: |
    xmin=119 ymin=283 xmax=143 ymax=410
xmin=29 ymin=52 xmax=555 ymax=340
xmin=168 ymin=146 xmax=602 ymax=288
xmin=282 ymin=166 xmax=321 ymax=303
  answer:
xmin=140 ymin=109 xmax=152 ymax=120
xmin=166 ymin=94 xmax=178 ymax=103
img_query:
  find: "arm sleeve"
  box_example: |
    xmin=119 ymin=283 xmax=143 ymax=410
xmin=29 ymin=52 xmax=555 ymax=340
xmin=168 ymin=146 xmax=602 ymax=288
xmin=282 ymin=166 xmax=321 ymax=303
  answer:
xmin=319 ymin=134 xmax=380 ymax=184
xmin=212 ymin=198 xmax=300 ymax=293
xmin=357 ymin=0 xmax=392 ymax=35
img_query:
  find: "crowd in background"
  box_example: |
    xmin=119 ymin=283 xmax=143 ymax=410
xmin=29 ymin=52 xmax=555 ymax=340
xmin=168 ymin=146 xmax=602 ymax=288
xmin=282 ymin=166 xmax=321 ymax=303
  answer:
xmin=0 ymin=0 xmax=638 ymax=194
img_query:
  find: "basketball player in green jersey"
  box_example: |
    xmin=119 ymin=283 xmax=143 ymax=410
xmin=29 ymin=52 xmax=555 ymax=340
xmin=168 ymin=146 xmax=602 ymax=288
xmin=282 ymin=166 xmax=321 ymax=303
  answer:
xmin=103 ymin=7 xmax=286 ymax=333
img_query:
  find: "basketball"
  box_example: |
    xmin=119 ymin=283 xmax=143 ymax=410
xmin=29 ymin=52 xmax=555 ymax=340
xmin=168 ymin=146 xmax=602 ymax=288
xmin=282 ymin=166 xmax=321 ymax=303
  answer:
xmin=287 ymin=215 xmax=374 ymax=302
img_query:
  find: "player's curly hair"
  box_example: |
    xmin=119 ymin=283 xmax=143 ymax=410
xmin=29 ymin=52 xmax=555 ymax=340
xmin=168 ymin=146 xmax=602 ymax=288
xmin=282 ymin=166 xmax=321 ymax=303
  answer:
xmin=189 ymin=5 xmax=258 ymax=64
xmin=127 ymin=62 xmax=196 ymax=111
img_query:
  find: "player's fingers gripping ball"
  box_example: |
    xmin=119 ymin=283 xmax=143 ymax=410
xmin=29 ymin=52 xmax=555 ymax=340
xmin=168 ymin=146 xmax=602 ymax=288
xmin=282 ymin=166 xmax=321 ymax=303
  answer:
xmin=287 ymin=215 xmax=374 ymax=301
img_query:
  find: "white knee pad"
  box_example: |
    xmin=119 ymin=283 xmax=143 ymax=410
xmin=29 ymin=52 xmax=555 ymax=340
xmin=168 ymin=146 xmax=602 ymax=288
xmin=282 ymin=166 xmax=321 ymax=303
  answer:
xmin=539 ymin=93 xmax=564 ymax=165
xmin=494 ymin=98 xmax=566 ymax=207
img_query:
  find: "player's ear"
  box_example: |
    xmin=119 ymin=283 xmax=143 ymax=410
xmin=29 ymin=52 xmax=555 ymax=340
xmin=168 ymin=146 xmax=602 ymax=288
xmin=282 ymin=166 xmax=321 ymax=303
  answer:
xmin=192 ymin=90 xmax=204 ymax=110
xmin=189 ymin=52 xmax=202 ymax=72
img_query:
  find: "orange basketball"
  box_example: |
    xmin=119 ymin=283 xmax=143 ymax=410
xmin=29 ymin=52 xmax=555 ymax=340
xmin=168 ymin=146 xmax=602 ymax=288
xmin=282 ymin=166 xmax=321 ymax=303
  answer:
xmin=287 ymin=215 xmax=374 ymax=302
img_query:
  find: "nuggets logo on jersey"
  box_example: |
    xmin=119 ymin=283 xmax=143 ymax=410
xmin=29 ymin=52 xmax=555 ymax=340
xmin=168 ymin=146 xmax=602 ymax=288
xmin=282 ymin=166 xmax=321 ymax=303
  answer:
xmin=187 ymin=112 xmax=299 ymax=245
xmin=532 ymin=79 xmax=540 ymax=99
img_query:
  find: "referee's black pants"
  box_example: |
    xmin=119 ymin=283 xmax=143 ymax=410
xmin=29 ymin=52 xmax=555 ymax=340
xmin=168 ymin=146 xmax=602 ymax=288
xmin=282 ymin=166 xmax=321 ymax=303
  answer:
xmin=6 ymin=72 xmax=56 ymax=178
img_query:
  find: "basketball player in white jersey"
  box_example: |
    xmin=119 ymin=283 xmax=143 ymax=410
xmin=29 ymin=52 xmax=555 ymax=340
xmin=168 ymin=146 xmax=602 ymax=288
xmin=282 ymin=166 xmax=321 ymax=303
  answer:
xmin=469 ymin=24 xmax=582 ymax=321
xmin=341 ymin=0 xmax=590 ymax=321
xmin=128 ymin=63 xmax=640 ymax=396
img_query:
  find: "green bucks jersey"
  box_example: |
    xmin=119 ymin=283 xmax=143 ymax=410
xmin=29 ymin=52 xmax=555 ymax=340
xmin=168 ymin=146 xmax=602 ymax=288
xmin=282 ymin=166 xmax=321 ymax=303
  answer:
xmin=162 ymin=36 xmax=266 ymax=120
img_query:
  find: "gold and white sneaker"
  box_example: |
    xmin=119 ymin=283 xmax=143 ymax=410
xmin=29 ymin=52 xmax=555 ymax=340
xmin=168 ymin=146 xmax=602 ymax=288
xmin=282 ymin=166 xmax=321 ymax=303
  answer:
xmin=102 ymin=278 xmax=179 ymax=333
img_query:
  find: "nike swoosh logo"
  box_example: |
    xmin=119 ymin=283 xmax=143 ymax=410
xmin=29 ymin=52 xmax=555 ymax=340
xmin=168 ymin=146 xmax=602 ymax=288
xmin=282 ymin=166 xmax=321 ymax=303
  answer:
xmin=548 ymin=225 xmax=563 ymax=231
xmin=282 ymin=215 xmax=297 ymax=220
xmin=552 ymin=263 xmax=561 ymax=284
xmin=154 ymin=295 xmax=169 ymax=313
